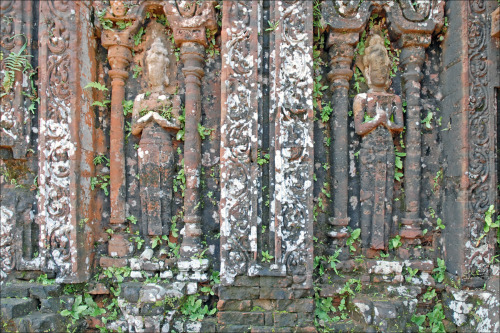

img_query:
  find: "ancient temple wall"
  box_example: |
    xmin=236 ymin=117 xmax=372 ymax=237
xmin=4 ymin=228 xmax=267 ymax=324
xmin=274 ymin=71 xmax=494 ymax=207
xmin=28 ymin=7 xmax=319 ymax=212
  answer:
xmin=0 ymin=1 xmax=499 ymax=332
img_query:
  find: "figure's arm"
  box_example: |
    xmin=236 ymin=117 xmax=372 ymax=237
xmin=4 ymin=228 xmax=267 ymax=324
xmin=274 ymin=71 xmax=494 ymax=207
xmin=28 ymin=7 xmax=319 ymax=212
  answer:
xmin=353 ymin=95 xmax=382 ymax=137
xmin=131 ymin=95 xmax=151 ymax=135
xmin=386 ymin=95 xmax=404 ymax=133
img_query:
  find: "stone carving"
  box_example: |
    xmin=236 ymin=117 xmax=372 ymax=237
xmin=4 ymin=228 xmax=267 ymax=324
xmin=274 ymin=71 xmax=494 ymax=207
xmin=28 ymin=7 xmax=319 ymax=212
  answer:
xmin=0 ymin=0 xmax=33 ymax=160
xmin=353 ymin=34 xmax=404 ymax=251
xmin=38 ymin=1 xmax=74 ymax=277
xmin=466 ymin=0 xmax=493 ymax=275
xmin=322 ymin=0 xmax=444 ymax=250
xmin=101 ymin=1 xmax=139 ymax=227
xmin=164 ymin=1 xmax=216 ymax=280
xmin=131 ymin=37 xmax=181 ymax=237
xmin=0 ymin=205 xmax=15 ymax=280
xmin=37 ymin=1 xmax=96 ymax=282
xmin=271 ymin=0 xmax=314 ymax=285
xmin=220 ymin=0 xmax=258 ymax=285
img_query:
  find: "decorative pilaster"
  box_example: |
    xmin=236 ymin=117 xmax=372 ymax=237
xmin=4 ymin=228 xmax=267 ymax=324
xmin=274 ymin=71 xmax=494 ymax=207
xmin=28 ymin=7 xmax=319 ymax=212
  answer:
xmin=165 ymin=0 xmax=217 ymax=281
xmin=220 ymin=0 xmax=260 ymax=286
xmin=464 ymin=0 xmax=496 ymax=275
xmin=270 ymin=0 xmax=314 ymax=288
xmin=179 ymin=41 xmax=205 ymax=258
xmin=399 ymin=33 xmax=431 ymax=239
xmin=100 ymin=6 xmax=139 ymax=227
xmin=38 ymin=0 xmax=97 ymax=282
xmin=326 ymin=32 xmax=358 ymax=245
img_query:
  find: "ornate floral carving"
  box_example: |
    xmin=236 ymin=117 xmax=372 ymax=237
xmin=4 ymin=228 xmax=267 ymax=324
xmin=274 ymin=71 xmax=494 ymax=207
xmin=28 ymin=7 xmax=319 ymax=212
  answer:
xmin=220 ymin=0 xmax=257 ymax=285
xmin=0 ymin=206 xmax=15 ymax=280
xmin=272 ymin=0 xmax=313 ymax=284
xmin=465 ymin=0 xmax=492 ymax=275
xmin=0 ymin=1 xmax=33 ymax=160
xmin=38 ymin=1 xmax=75 ymax=277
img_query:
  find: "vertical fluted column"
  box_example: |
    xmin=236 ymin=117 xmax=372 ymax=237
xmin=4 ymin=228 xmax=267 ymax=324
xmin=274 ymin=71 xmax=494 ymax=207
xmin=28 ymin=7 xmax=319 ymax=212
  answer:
xmin=164 ymin=0 xmax=217 ymax=282
xmin=327 ymin=33 xmax=358 ymax=243
xmin=400 ymin=33 xmax=431 ymax=239
xmin=180 ymin=42 xmax=205 ymax=260
xmin=104 ymin=43 xmax=132 ymax=225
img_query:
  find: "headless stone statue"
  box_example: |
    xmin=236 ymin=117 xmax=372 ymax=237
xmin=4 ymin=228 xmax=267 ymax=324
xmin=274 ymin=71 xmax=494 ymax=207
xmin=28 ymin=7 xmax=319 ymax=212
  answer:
xmin=131 ymin=37 xmax=181 ymax=237
xmin=353 ymin=34 xmax=404 ymax=251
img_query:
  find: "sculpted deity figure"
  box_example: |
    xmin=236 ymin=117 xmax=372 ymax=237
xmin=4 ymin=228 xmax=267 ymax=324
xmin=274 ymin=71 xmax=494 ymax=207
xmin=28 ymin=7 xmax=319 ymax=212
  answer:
xmin=109 ymin=1 xmax=128 ymax=17
xmin=353 ymin=34 xmax=404 ymax=251
xmin=131 ymin=37 xmax=181 ymax=237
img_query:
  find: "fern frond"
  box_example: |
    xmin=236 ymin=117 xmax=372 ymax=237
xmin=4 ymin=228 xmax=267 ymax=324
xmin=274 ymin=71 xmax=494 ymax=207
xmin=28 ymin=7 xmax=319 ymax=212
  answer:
xmin=84 ymin=81 xmax=108 ymax=91
xmin=92 ymin=100 xmax=111 ymax=107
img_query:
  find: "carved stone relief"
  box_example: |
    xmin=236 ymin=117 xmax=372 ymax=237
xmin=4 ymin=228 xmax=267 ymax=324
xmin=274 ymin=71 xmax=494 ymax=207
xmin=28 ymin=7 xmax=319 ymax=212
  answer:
xmin=132 ymin=37 xmax=181 ymax=237
xmin=353 ymin=34 xmax=404 ymax=252
xmin=323 ymin=0 xmax=444 ymax=255
xmin=38 ymin=0 xmax=96 ymax=282
xmin=220 ymin=0 xmax=314 ymax=287
xmin=465 ymin=0 xmax=495 ymax=275
xmin=271 ymin=0 xmax=314 ymax=286
xmin=0 ymin=0 xmax=34 ymax=160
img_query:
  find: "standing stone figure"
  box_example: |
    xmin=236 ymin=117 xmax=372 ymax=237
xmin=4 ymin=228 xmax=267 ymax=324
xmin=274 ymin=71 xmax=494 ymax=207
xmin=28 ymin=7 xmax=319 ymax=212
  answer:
xmin=131 ymin=37 xmax=181 ymax=237
xmin=353 ymin=34 xmax=404 ymax=251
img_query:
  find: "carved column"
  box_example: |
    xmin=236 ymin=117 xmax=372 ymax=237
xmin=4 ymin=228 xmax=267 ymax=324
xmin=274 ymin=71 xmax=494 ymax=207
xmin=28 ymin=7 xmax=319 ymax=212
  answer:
xmin=180 ymin=41 xmax=205 ymax=259
xmin=326 ymin=33 xmax=358 ymax=243
xmin=101 ymin=29 xmax=134 ymax=226
xmin=399 ymin=33 xmax=431 ymax=239
xmin=38 ymin=1 xmax=97 ymax=282
xmin=165 ymin=1 xmax=217 ymax=281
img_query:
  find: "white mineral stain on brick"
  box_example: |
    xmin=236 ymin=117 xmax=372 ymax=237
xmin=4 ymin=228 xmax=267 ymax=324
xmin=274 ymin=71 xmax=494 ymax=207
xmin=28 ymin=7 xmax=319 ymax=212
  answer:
xmin=369 ymin=261 xmax=403 ymax=275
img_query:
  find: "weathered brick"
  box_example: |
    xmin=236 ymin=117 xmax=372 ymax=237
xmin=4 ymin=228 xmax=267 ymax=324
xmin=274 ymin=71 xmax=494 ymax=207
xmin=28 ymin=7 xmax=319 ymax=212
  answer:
xmin=234 ymin=276 xmax=260 ymax=287
xmin=217 ymin=300 xmax=252 ymax=311
xmin=120 ymin=282 xmax=143 ymax=303
xmin=219 ymin=286 xmax=260 ymax=300
xmin=252 ymin=299 xmax=277 ymax=311
xmin=99 ymin=256 xmax=128 ymax=268
xmin=40 ymin=297 xmax=62 ymax=313
xmin=108 ymin=234 xmax=130 ymax=257
xmin=200 ymin=318 xmax=217 ymax=333
xmin=260 ymin=276 xmax=292 ymax=288
xmin=218 ymin=311 xmax=265 ymax=326
xmin=294 ymin=326 xmax=317 ymax=333
xmin=407 ymin=260 xmax=434 ymax=272
xmin=274 ymin=313 xmax=297 ymax=327
xmin=264 ymin=312 xmax=273 ymax=326
xmin=259 ymin=288 xmax=293 ymax=300
xmin=140 ymin=302 xmax=164 ymax=316
xmin=88 ymin=283 xmax=110 ymax=295
xmin=218 ymin=324 xmax=251 ymax=333
xmin=30 ymin=285 xmax=62 ymax=299
xmin=1 ymin=283 xmax=34 ymax=298
xmin=1 ymin=298 xmax=38 ymax=320
xmin=296 ymin=312 xmax=315 ymax=327
xmin=13 ymin=312 xmax=67 ymax=333
xmin=277 ymin=299 xmax=314 ymax=313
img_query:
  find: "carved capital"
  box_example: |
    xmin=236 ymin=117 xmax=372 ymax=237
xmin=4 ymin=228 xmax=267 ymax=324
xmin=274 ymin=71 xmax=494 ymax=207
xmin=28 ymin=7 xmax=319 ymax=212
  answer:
xmin=101 ymin=29 xmax=135 ymax=50
xmin=164 ymin=0 xmax=217 ymax=47
xmin=327 ymin=32 xmax=358 ymax=90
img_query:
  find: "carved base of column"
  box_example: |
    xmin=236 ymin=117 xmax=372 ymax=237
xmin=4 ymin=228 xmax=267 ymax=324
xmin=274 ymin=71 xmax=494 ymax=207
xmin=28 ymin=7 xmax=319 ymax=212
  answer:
xmin=177 ymin=258 xmax=209 ymax=282
xmin=328 ymin=217 xmax=350 ymax=226
xmin=400 ymin=218 xmax=423 ymax=239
